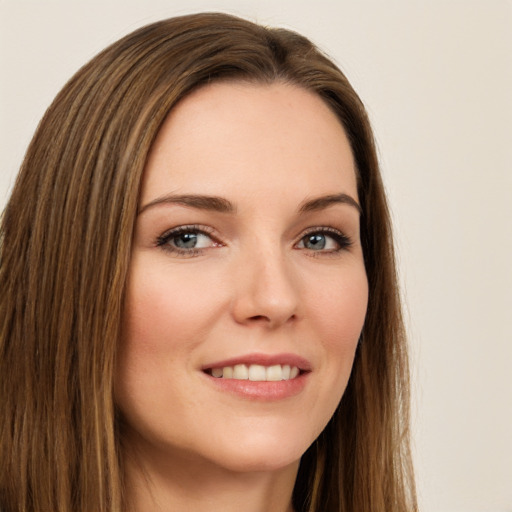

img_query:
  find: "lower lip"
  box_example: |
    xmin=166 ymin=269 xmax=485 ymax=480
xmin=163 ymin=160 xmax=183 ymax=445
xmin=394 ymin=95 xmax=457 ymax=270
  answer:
xmin=203 ymin=372 xmax=309 ymax=400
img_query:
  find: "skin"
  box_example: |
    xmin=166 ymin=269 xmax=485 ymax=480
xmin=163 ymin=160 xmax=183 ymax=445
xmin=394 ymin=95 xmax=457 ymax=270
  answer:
xmin=115 ymin=81 xmax=369 ymax=512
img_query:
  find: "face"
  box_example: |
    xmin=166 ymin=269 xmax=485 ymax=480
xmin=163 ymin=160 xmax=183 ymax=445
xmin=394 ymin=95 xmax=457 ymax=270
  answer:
xmin=116 ymin=82 xmax=368 ymax=475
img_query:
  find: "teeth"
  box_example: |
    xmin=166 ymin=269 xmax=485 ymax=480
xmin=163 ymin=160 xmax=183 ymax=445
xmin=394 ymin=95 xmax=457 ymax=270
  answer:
xmin=211 ymin=367 xmax=223 ymax=378
xmin=233 ymin=364 xmax=249 ymax=379
xmin=266 ymin=364 xmax=282 ymax=381
xmin=208 ymin=364 xmax=301 ymax=381
xmin=248 ymin=364 xmax=267 ymax=381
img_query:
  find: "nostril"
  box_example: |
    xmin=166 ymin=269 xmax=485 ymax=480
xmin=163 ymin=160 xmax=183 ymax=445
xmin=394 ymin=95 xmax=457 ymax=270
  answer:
xmin=249 ymin=315 xmax=268 ymax=321
xmin=247 ymin=313 xmax=297 ymax=327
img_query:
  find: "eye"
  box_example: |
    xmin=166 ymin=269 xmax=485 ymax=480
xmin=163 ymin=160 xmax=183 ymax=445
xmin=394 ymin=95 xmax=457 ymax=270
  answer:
xmin=296 ymin=228 xmax=352 ymax=252
xmin=156 ymin=225 xmax=219 ymax=255
xmin=170 ymin=231 xmax=211 ymax=249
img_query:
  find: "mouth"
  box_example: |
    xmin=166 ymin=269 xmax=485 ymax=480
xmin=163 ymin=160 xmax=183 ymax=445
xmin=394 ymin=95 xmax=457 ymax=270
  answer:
xmin=201 ymin=354 xmax=311 ymax=400
xmin=204 ymin=363 xmax=302 ymax=381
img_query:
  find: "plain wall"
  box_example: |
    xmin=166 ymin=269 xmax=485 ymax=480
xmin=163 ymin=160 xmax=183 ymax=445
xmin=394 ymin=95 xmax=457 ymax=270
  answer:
xmin=1 ymin=1 xmax=511 ymax=511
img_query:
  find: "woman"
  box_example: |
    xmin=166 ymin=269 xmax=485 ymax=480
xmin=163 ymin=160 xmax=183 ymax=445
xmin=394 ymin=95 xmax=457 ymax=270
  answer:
xmin=0 ymin=12 xmax=416 ymax=512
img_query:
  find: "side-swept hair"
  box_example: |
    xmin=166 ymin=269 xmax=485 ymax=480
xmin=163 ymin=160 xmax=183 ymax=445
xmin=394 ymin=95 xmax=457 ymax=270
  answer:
xmin=0 ymin=12 xmax=416 ymax=512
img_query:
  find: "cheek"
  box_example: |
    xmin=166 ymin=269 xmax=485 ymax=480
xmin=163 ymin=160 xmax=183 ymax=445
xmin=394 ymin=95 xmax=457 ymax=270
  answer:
xmin=288 ymin=264 xmax=367 ymax=445
xmin=307 ymin=263 xmax=368 ymax=389
xmin=308 ymin=263 xmax=368 ymax=343
xmin=122 ymin=260 xmax=226 ymax=355
xmin=115 ymin=260 xmax=224 ymax=408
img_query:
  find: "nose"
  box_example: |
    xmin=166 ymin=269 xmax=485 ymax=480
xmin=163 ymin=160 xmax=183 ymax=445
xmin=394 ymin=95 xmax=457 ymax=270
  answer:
xmin=231 ymin=246 xmax=299 ymax=328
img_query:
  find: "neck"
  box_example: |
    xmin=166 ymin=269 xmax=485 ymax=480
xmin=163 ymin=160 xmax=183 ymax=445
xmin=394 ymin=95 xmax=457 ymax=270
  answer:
xmin=122 ymin=441 xmax=298 ymax=512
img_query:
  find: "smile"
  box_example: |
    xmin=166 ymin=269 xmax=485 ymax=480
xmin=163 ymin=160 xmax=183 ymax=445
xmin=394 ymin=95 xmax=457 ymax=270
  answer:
xmin=205 ymin=364 xmax=301 ymax=381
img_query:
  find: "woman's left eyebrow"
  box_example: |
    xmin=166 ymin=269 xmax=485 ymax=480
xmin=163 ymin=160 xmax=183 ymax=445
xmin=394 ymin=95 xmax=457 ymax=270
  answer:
xmin=299 ymin=193 xmax=362 ymax=215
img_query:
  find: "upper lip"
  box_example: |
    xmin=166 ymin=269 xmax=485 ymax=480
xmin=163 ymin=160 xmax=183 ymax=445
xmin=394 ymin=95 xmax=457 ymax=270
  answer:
xmin=201 ymin=353 xmax=312 ymax=372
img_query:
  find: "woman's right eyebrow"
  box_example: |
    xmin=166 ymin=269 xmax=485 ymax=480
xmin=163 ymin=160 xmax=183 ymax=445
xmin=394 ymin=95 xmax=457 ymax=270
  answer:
xmin=138 ymin=194 xmax=237 ymax=215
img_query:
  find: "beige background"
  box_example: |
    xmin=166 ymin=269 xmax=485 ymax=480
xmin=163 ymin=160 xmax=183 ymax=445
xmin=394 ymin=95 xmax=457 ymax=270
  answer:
xmin=1 ymin=1 xmax=511 ymax=511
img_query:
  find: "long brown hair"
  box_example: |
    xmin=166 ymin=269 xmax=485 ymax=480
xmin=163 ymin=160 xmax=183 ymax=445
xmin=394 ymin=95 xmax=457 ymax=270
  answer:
xmin=0 ymin=12 xmax=416 ymax=512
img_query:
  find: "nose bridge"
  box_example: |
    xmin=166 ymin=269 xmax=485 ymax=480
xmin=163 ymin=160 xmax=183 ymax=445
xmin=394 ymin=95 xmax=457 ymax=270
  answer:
xmin=232 ymin=237 xmax=299 ymax=326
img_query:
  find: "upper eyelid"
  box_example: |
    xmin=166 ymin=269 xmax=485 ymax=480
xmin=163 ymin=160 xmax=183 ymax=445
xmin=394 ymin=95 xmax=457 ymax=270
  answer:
xmin=155 ymin=224 xmax=220 ymax=248
xmin=300 ymin=226 xmax=345 ymax=235
xmin=298 ymin=226 xmax=352 ymax=240
xmin=158 ymin=224 xmax=216 ymax=238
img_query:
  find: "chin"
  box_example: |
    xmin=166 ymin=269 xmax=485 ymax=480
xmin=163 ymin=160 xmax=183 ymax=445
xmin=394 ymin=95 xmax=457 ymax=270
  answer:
xmin=199 ymin=428 xmax=313 ymax=474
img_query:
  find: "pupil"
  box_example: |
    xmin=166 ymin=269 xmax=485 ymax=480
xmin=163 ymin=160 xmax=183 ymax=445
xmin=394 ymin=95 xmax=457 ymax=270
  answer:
xmin=306 ymin=234 xmax=326 ymax=250
xmin=175 ymin=232 xmax=197 ymax=249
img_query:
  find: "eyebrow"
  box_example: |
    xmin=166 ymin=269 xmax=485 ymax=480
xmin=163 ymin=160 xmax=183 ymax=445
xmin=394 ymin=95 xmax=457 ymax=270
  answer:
xmin=299 ymin=193 xmax=362 ymax=215
xmin=138 ymin=194 xmax=236 ymax=215
xmin=138 ymin=192 xmax=361 ymax=216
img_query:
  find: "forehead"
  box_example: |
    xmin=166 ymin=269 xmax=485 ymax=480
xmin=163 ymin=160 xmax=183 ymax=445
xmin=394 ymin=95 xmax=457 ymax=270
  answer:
xmin=141 ymin=81 xmax=357 ymax=203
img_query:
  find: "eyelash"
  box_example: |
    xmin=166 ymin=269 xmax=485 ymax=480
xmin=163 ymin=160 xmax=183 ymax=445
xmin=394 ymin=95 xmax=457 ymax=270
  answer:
xmin=155 ymin=225 xmax=353 ymax=257
xmin=156 ymin=224 xmax=219 ymax=257
xmin=297 ymin=227 xmax=353 ymax=256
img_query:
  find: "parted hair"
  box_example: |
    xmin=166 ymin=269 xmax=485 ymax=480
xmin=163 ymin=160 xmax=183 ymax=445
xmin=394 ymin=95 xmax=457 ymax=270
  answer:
xmin=0 ymin=12 xmax=417 ymax=512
